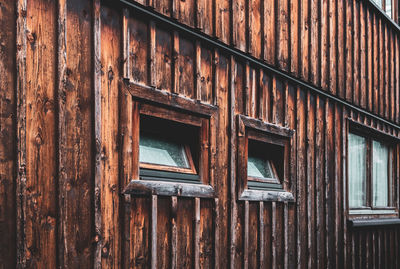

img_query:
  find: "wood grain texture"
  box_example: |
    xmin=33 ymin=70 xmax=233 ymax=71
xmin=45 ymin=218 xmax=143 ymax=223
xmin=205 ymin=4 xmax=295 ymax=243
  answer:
xmin=58 ymin=0 xmax=93 ymax=267
xmin=0 ymin=1 xmax=16 ymax=268
xmin=25 ymin=0 xmax=57 ymax=267
xmin=100 ymin=4 xmax=121 ymax=267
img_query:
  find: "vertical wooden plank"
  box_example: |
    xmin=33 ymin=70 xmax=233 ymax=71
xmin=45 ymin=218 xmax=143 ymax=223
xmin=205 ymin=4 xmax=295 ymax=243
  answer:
xmin=259 ymin=202 xmax=264 ymax=269
xmin=264 ymin=0 xmax=276 ymax=64
xmin=177 ymin=198 xmax=194 ymax=268
xmin=100 ymin=5 xmax=121 ymax=268
xmin=243 ymin=201 xmax=249 ymax=269
xmin=151 ymin=195 xmax=157 ymax=269
xmin=325 ymin=100 xmax=335 ymax=269
xmin=130 ymin=197 xmax=151 ymax=268
xmin=16 ymin=1 xmax=27 ymax=266
xmin=296 ymin=87 xmax=307 ymax=269
xmin=272 ymin=202 xmax=277 ymax=269
xmin=93 ymin=0 xmax=101 ymax=267
xmin=199 ymin=47 xmax=213 ymax=103
xmin=248 ymin=0 xmax=262 ymax=59
xmin=149 ymin=21 xmax=156 ymax=87
xmin=360 ymin=3 xmax=367 ymax=108
xmin=353 ymin=0 xmax=360 ymax=106
xmin=197 ymin=0 xmax=213 ymax=35
xmin=263 ymin=203 xmax=272 ymax=268
xmin=328 ymin=0 xmax=337 ymax=95
xmin=277 ymin=0 xmax=289 ymax=71
xmin=300 ymin=0 xmax=310 ymax=80
xmin=170 ymin=196 xmax=178 ymax=268
xmin=384 ymin=26 xmax=389 ymax=119
xmin=273 ymin=77 xmax=284 ymax=126
xmin=58 ymin=0 xmax=94 ymax=267
xmin=233 ymin=0 xmax=246 ymax=51
xmin=373 ymin=14 xmax=379 ymax=115
xmin=0 ymin=0 xmax=16 ymax=267
xmin=345 ymin=0 xmax=353 ymax=101
xmin=334 ymin=103 xmax=344 ymax=269
xmin=290 ymin=0 xmax=299 ymax=75
xmin=25 ymin=0 xmax=57 ymax=267
xmin=215 ymin=52 xmax=229 ymax=269
xmin=379 ymin=19 xmax=384 ymax=117
xmin=316 ymin=96 xmax=326 ymax=268
xmin=367 ymin=8 xmax=373 ymax=112
xmin=177 ymin=0 xmax=195 ymax=27
xmin=123 ymin=8 xmax=129 ymax=79
xmin=177 ymin=36 xmax=195 ymax=98
xmin=259 ymin=70 xmax=271 ymax=122
xmin=215 ymin=0 xmax=230 ymax=44
xmin=157 ymin=196 xmax=171 ymax=268
xmin=320 ymin=0 xmax=329 ymax=90
xmin=248 ymin=68 xmax=257 ymax=118
xmin=306 ymin=91 xmax=316 ymax=269
xmin=310 ymin=0 xmax=320 ymax=86
xmin=155 ymin=26 xmax=172 ymax=91
xmin=199 ymin=199 xmax=213 ymax=269
xmin=390 ymin=31 xmax=395 ymax=122
xmin=153 ymin=0 xmax=170 ymax=16
xmin=275 ymin=203 xmax=284 ymax=269
xmin=337 ymin=0 xmax=345 ymax=98
xmin=396 ymin=36 xmax=399 ymax=124
xmin=128 ymin=16 xmax=148 ymax=84
xmin=194 ymin=198 xmax=201 ymax=269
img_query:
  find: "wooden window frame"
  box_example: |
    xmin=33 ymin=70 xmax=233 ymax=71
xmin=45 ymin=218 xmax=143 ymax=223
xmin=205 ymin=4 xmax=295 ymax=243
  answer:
xmin=237 ymin=115 xmax=295 ymax=202
xmin=347 ymin=119 xmax=399 ymax=219
xmin=123 ymin=82 xmax=217 ymax=198
xmin=137 ymin=103 xmax=208 ymax=184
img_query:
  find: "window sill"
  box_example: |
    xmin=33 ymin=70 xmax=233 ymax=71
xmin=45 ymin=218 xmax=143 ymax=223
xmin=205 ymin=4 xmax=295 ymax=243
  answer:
xmin=239 ymin=189 xmax=294 ymax=202
xmin=349 ymin=218 xmax=400 ymax=228
xmin=124 ymin=179 xmax=215 ymax=198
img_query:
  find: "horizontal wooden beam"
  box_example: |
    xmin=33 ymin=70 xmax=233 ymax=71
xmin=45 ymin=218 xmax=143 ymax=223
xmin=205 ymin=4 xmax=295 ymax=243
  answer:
xmin=124 ymin=180 xmax=215 ymax=198
xmin=120 ymin=0 xmax=400 ymax=131
xmin=125 ymin=81 xmax=217 ymax=117
xmin=239 ymin=189 xmax=295 ymax=202
xmin=349 ymin=218 xmax=400 ymax=227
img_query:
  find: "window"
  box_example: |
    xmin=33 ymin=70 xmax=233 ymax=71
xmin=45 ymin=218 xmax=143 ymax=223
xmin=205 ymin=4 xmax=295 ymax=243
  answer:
xmin=371 ymin=0 xmax=397 ymax=21
xmin=135 ymin=102 xmax=209 ymax=184
xmin=347 ymin=123 xmax=398 ymax=217
xmin=139 ymin=115 xmax=198 ymax=175
xmin=237 ymin=115 xmax=294 ymax=200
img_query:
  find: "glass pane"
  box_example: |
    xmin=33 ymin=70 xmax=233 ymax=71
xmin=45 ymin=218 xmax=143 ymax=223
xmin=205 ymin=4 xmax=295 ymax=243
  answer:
xmin=247 ymin=156 xmax=277 ymax=179
xmin=348 ymin=133 xmax=367 ymax=208
xmin=373 ymin=140 xmax=389 ymax=207
xmin=372 ymin=0 xmax=382 ymax=7
xmin=385 ymin=0 xmax=392 ymax=17
xmin=139 ymin=132 xmax=190 ymax=168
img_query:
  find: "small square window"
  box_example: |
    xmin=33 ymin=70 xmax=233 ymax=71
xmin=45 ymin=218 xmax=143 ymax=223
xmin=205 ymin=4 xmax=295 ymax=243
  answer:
xmin=139 ymin=115 xmax=198 ymax=175
xmin=237 ymin=115 xmax=294 ymax=200
xmin=134 ymin=103 xmax=209 ymax=184
xmin=247 ymin=139 xmax=282 ymax=185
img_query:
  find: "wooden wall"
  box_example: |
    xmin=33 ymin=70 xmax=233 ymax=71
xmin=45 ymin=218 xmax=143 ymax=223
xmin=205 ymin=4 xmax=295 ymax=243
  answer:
xmin=0 ymin=0 xmax=399 ymax=268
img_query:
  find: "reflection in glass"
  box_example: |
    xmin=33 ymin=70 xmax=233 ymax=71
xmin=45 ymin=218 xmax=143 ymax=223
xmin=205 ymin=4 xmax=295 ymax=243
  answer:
xmin=348 ymin=133 xmax=367 ymax=208
xmin=247 ymin=156 xmax=277 ymax=179
xmin=139 ymin=132 xmax=190 ymax=168
xmin=373 ymin=140 xmax=389 ymax=207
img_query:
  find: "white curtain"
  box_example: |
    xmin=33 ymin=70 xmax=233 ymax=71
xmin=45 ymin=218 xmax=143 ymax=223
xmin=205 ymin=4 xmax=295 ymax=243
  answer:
xmin=348 ymin=133 xmax=367 ymax=208
xmin=373 ymin=140 xmax=389 ymax=207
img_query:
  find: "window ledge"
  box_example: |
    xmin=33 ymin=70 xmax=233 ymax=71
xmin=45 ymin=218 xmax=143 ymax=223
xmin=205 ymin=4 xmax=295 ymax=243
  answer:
xmin=124 ymin=179 xmax=215 ymax=198
xmin=349 ymin=218 xmax=400 ymax=228
xmin=239 ymin=189 xmax=294 ymax=202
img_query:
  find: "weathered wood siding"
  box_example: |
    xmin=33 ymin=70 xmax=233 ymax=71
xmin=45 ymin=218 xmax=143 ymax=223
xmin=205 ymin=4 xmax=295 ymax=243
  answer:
xmin=0 ymin=0 xmax=399 ymax=268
